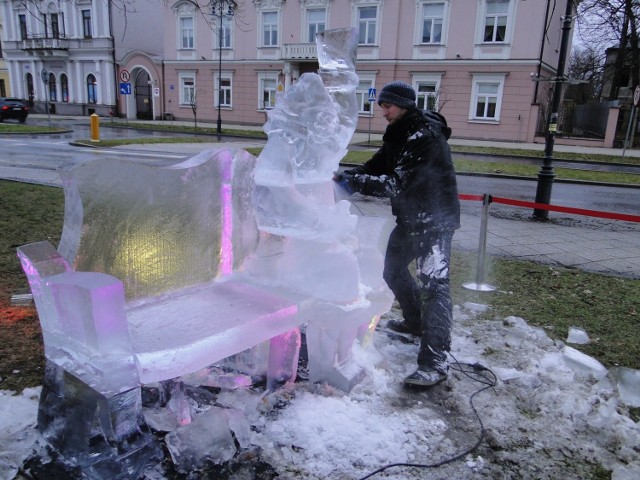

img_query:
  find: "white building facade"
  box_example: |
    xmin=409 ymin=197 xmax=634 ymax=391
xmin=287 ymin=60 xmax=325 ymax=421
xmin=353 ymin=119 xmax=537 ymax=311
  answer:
xmin=0 ymin=0 xmax=117 ymax=115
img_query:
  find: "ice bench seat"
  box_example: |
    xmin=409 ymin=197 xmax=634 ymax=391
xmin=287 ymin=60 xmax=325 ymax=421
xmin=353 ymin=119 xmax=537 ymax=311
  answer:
xmin=128 ymin=280 xmax=299 ymax=384
xmin=18 ymin=148 xmax=305 ymax=395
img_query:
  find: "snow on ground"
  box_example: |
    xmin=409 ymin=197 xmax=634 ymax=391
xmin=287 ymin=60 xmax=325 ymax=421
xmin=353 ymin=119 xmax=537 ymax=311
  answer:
xmin=1 ymin=304 xmax=639 ymax=480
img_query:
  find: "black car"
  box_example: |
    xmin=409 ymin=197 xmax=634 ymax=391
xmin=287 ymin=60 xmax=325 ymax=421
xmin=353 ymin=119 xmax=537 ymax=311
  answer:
xmin=0 ymin=98 xmax=29 ymax=123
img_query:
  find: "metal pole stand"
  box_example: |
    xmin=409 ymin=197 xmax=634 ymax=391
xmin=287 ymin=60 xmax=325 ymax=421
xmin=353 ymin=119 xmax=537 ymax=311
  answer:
xmin=464 ymin=194 xmax=496 ymax=292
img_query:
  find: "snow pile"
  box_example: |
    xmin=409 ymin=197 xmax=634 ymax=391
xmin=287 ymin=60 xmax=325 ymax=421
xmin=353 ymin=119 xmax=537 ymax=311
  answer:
xmin=1 ymin=305 xmax=639 ymax=479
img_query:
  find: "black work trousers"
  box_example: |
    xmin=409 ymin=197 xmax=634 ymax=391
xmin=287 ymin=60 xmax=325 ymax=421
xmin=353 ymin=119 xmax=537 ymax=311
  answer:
xmin=383 ymin=225 xmax=454 ymax=372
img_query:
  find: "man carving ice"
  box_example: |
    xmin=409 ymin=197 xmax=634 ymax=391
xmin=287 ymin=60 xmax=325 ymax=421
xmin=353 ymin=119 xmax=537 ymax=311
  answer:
xmin=334 ymin=81 xmax=460 ymax=387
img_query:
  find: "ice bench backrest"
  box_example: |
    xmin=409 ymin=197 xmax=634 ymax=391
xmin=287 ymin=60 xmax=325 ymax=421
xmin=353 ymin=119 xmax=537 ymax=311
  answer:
xmin=57 ymin=148 xmax=259 ymax=301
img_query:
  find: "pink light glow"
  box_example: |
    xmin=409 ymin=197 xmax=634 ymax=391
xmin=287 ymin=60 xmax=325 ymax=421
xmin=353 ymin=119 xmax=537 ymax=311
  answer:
xmin=219 ymin=154 xmax=233 ymax=276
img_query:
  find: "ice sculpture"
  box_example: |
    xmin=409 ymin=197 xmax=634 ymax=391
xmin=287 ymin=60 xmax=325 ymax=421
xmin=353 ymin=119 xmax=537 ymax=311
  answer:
xmin=247 ymin=27 xmax=394 ymax=390
xmin=16 ymin=27 xmax=393 ymax=477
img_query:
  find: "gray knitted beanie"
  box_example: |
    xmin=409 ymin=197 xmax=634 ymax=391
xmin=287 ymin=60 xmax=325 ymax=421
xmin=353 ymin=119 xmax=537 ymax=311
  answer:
xmin=377 ymin=81 xmax=416 ymax=108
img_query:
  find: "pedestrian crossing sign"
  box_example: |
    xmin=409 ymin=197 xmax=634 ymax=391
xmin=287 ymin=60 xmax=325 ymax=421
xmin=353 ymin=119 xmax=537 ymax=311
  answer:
xmin=368 ymin=88 xmax=376 ymax=103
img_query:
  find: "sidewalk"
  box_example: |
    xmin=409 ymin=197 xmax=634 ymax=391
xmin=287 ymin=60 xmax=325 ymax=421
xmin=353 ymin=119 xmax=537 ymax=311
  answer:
xmin=4 ymin=115 xmax=640 ymax=279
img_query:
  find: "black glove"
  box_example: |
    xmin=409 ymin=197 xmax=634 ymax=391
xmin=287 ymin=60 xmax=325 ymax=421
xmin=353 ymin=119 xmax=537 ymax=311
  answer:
xmin=333 ymin=172 xmax=355 ymax=195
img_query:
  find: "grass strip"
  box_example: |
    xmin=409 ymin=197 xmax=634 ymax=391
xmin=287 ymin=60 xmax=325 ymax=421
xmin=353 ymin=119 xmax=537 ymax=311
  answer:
xmin=73 ymin=137 xmax=217 ymax=148
xmin=0 ymin=124 xmax=68 ymax=134
xmin=248 ymin=148 xmax=640 ymax=185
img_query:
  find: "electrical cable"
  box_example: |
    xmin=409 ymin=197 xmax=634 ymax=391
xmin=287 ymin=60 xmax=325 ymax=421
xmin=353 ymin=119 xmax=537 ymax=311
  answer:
xmin=357 ymin=353 xmax=497 ymax=480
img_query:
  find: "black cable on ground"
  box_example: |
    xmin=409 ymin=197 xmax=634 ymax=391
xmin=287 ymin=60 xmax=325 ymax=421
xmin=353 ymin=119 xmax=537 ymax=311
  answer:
xmin=357 ymin=354 xmax=497 ymax=480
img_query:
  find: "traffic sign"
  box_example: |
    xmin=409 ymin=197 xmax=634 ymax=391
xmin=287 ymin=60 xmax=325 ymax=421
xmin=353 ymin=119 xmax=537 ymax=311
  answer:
xmin=120 ymin=70 xmax=130 ymax=82
xmin=120 ymin=82 xmax=132 ymax=95
xmin=368 ymin=87 xmax=376 ymax=103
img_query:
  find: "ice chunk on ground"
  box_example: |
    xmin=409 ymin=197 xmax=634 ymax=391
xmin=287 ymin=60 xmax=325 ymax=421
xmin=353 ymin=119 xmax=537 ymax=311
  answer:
xmin=0 ymin=388 xmax=40 ymax=480
xmin=165 ymin=407 xmax=236 ymax=472
xmin=562 ymin=345 xmax=608 ymax=380
xmin=463 ymin=302 xmax=489 ymax=313
xmin=611 ymin=367 xmax=640 ymax=407
xmin=566 ymin=326 xmax=590 ymax=344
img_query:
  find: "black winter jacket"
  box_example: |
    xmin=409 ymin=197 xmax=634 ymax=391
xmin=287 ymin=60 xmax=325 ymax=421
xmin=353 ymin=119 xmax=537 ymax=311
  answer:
xmin=345 ymin=108 xmax=460 ymax=233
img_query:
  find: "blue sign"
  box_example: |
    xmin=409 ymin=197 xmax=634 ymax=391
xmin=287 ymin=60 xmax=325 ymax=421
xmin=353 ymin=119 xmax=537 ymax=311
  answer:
xmin=120 ymin=82 xmax=132 ymax=95
xmin=368 ymin=87 xmax=376 ymax=102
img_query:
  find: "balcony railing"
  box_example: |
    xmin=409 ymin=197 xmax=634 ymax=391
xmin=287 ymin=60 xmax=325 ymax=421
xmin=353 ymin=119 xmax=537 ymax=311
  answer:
xmin=282 ymin=43 xmax=317 ymax=60
xmin=21 ymin=35 xmax=70 ymax=51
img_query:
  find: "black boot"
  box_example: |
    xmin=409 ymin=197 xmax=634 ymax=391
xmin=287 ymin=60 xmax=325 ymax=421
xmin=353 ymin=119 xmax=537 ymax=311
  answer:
xmin=385 ymin=319 xmax=421 ymax=336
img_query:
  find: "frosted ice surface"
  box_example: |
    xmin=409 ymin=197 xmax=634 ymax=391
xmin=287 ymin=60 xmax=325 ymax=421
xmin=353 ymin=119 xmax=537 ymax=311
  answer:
xmin=316 ymin=27 xmax=358 ymax=71
xmin=128 ymin=281 xmax=299 ymax=384
xmin=58 ymin=148 xmax=259 ymax=301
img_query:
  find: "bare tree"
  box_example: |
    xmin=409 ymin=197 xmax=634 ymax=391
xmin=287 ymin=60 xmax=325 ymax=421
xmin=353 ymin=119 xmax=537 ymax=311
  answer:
xmin=567 ymin=46 xmax=605 ymax=102
xmin=576 ymin=0 xmax=640 ymax=100
xmin=189 ymin=90 xmax=197 ymax=128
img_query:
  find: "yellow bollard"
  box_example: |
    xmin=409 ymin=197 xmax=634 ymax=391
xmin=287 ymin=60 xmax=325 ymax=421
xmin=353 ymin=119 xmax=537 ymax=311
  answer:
xmin=90 ymin=113 xmax=100 ymax=143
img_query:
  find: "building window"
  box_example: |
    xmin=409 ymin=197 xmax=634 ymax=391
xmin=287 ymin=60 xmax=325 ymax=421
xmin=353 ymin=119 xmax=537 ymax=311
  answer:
xmin=259 ymin=75 xmax=278 ymax=109
xmin=483 ymin=0 xmax=508 ymax=42
xmin=416 ymin=82 xmax=437 ymax=110
xmin=356 ymin=77 xmax=375 ymax=114
xmin=218 ymin=14 xmax=232 ymax=48
xmin=49 ymin=73 xmax=57 ymax=102
xmin=307 ymin=8 xmax=326 ymax=42
xmin=0 ymin=80 xmax=5 ymax=97
xmin=470 ymin=74 xmax=505 ymax=121
xmin=19 ymin=14 xmax=27 ymax=40
xmin=420 ymin=2 xmax=444 ymax=44
xmin=180 ymin=16 xmax=194 ymax=49
xmin=87 ymin=74 xmax=97 ymax=104
xmin=51 ymin=13 xmax=60 ymax=38
xmin=474 ymin=83 xmax=499 ymax=118
xmin=358 ymin=6 xmax=377 ymax=45
xmin=180 ymin=75 xmax=196 ymax=105
xmin=82 ymin=10 xmax=92 ymax=38
xmin=262 ymin=11 xmax=278 ymax=46
xmin=215 ymin=74 xmax=232 ymax=107
xmin=61 ymin=74 xmax=69 ymax=102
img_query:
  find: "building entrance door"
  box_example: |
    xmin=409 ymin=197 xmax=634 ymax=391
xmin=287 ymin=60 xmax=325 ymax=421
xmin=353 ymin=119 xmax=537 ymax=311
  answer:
xmin=135 ymin=70 xmax=152 ymax=120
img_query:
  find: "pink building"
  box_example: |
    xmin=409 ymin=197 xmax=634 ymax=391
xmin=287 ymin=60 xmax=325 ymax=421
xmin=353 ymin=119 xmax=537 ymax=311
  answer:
xmin=117 ymin=0 xmax=573 ymax=142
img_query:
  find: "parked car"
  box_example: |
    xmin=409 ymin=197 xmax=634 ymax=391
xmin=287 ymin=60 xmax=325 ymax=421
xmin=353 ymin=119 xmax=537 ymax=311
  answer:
xmin=0 ymin=98 xmax=29 ymax=123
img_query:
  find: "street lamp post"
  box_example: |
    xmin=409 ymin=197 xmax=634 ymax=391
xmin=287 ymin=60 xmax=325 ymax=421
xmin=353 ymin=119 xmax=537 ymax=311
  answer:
xmin=532 ymin=0 xmax=574 ymax=220
xmin=213 ymin=0 xmax=236 ymax=135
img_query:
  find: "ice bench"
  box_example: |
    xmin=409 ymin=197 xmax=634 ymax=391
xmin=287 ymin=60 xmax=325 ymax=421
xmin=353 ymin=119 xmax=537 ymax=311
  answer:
xmin=18 ymin=149 xmax=309 ymax=396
